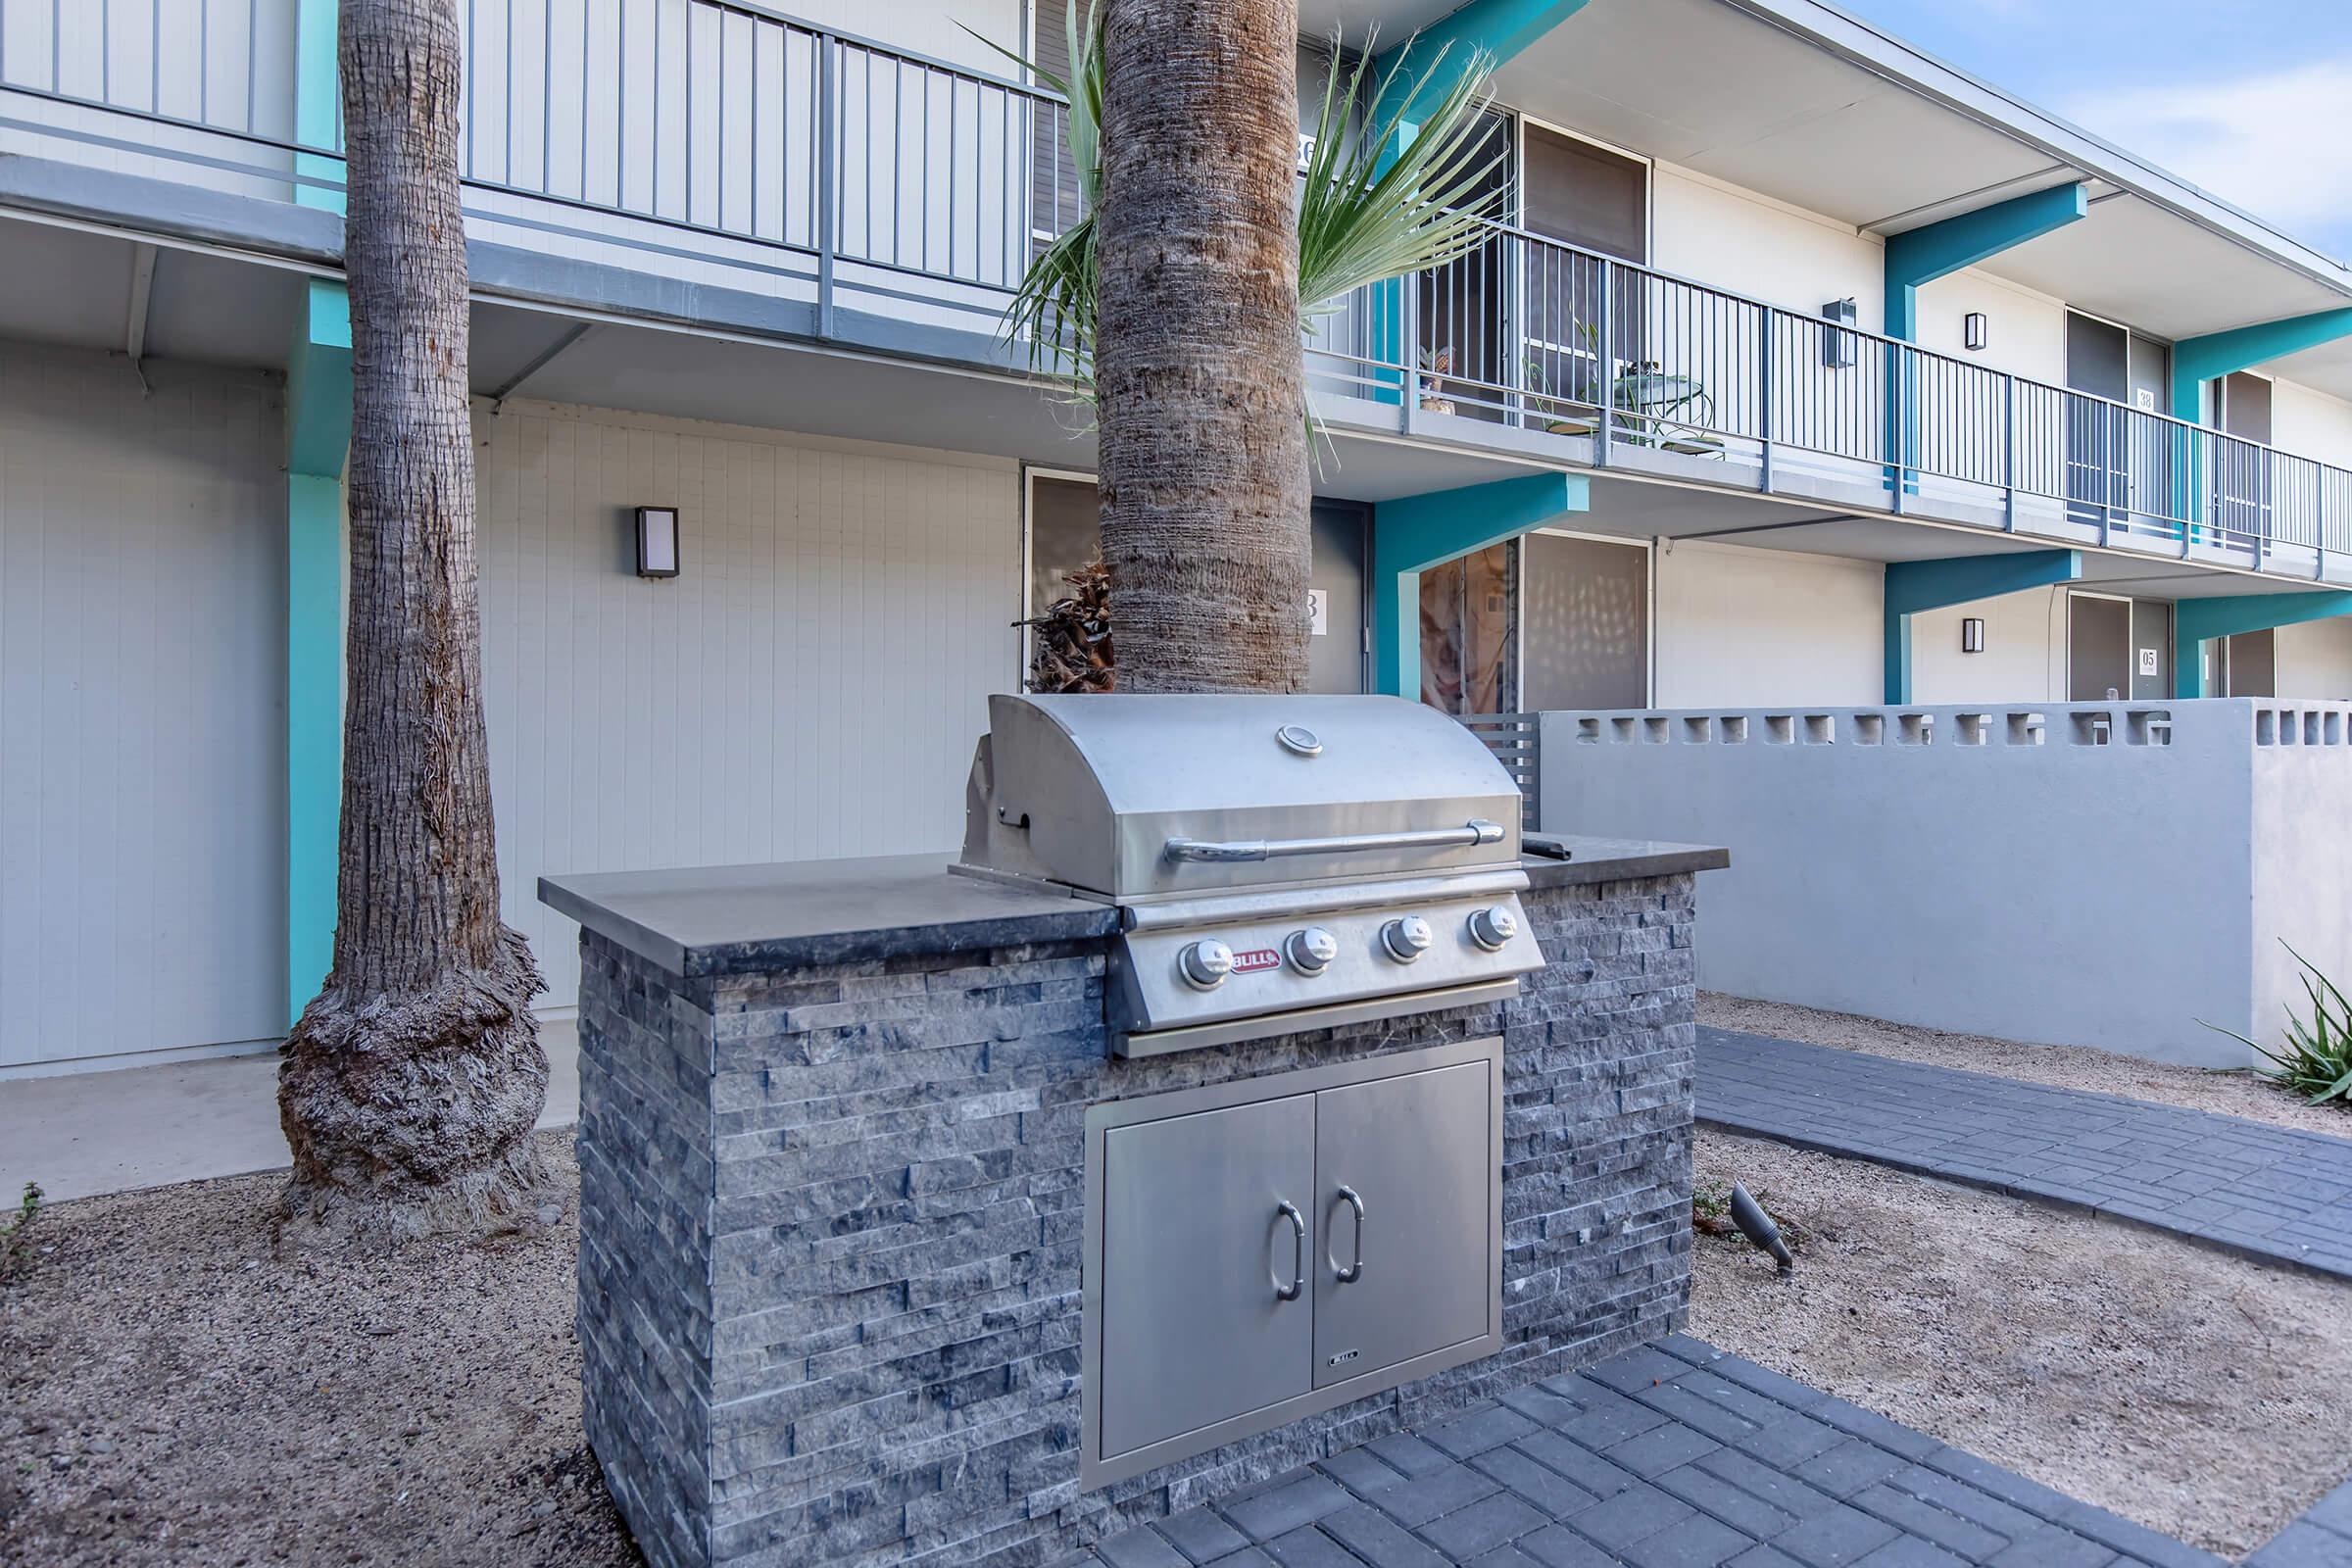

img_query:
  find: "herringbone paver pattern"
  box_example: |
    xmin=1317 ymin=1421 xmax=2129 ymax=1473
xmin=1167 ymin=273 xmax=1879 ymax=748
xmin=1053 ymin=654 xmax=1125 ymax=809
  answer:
xmin=1699 ymin=1029 xmax=2352 ymax=1281
xmin=1075 ymin=1339 xmax=2224 ymax=1568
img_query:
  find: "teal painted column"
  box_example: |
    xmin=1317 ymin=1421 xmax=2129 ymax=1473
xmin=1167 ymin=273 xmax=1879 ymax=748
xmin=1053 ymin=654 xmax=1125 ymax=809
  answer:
xmin=2170 ymin=312 xmax=2352 ymax=538
xmin=2174 ymin=591 xmax=2352 ymax=698
xmin=2172 ymin=310 xmax=2352 ymax=425
xmin=1881 ymin=185 xmax=2087 ymax=499
xmin=1362 ymin=0 xmax=1590 ymax=406
xmin=1371 ymin=472 xmax=1590 ymax=698
xmin=1883 ymin=549 xmax=2080 ymax=705
xmin=286 ymin=280 xmax=352 ymax=1021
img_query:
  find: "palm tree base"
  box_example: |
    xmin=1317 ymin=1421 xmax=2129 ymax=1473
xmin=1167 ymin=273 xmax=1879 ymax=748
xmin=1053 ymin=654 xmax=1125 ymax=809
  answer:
xmin=277 ymin=928 xmax=549 ymax=1248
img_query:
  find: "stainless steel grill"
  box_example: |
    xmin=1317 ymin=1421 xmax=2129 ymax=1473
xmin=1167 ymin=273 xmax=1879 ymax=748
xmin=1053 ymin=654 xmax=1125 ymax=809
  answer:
xmin=957 ymin=694 xmax=1544 ymax=1056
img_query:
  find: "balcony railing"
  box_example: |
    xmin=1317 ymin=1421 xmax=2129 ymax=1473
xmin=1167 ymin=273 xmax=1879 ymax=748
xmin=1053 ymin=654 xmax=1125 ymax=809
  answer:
xmin=3 ymin=0 xmax=2346 ymax=574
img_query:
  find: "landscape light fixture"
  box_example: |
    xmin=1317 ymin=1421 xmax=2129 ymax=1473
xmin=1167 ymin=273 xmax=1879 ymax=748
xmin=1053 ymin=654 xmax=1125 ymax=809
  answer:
xmin=1962 ymin=616 xmax=1985 ymax=654
xmin=1964 ymin=312 xmax=1989 ymax=352
xmin=635 ymin=506 xmax=680 ymax=578
xmin=1729 ymin=1183 xmax=1794 ymax=1274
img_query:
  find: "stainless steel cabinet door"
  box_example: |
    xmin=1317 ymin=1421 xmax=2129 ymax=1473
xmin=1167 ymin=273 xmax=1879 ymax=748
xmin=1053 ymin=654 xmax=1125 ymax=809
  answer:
xmin=1098 ymin=1094 xmax=1318 ymax=1460
xmin=1311 ymin=1061 xmax=1494 ymax=1388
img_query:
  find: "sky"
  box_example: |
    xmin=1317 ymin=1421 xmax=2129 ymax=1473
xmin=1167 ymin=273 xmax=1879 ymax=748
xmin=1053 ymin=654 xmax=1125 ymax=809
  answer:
xmin=1835 ymin=0 xmax=2352 ymax=261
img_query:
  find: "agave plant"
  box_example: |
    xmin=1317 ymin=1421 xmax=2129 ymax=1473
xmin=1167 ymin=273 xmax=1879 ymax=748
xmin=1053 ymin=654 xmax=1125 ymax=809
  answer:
xmin=979 ymin=4 xmax=1505 ymax=391
xmin=2206 ymin=942 xmax=2352 ymax=1106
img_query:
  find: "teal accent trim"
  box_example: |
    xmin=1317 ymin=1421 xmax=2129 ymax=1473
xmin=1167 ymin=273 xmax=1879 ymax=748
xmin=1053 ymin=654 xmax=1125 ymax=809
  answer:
xmin=2171 ymin=309 xmax=2352 ymax=424
xmin=2174 ymin=591 xmax=2352 ymax=698
xmin=1880 ymin=185 xmax=2086 ymax=502
xmin=1371 ymin=472 xmax=1590 ymax=698
xmin=285 ymin=281 xmax=352 ymax=1022
xmin=1882 ymin=184 xmax=2088 ymax=343
xmin=294 ymin=0 xmax=343 ymax=215
xmin=1370 ymin=0 xmax=1592 ymax=126
xmin=285 ymin=279 xmax=352 ymax=475
xmin=1883 ymin=549 xmax=2080 ymax=705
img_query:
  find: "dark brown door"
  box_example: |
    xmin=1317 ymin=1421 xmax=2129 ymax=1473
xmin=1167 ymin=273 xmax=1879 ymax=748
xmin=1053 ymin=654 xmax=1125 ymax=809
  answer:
xmin=2068 ymin=595 xmax=2132 ymax=701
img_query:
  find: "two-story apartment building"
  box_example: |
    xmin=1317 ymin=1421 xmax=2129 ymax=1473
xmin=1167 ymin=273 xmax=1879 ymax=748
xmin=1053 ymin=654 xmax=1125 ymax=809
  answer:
xmin=7 ymin=0 xmax=2352 ymax=1075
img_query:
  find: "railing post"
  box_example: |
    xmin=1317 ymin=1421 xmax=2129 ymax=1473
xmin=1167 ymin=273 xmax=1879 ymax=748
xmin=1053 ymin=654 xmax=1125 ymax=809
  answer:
xmin=1594 ymin=258 xmax=1613 ymax=468
xmin=816 ymin=32 xmax=838 ymax=339
xmin=2001 ymin=372 xmax=2016 ymax=531
xmin=1756 ymin=308 xmax=1774 ymax=494
xmin=1401 ymin=271 xmax=1420 ymax=435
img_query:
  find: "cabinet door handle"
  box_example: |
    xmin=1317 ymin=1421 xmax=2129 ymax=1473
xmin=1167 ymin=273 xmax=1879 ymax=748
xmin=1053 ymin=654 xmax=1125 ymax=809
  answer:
xmin=1273 ymin=1201 xmax=1306 ymax=1302
xmin=1333 ymin=1186 xmax=1366 ymax=1284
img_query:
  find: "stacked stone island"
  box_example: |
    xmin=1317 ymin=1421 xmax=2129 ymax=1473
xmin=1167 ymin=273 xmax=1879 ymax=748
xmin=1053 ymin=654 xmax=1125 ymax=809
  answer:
xmin=539 ymin=836 xmax=1725 ymax=1568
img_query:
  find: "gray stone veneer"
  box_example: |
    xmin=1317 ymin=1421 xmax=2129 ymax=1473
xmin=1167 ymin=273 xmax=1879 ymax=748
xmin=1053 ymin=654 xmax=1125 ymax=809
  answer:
xmin=572 ymin=873 xmax=1698 ymax=1568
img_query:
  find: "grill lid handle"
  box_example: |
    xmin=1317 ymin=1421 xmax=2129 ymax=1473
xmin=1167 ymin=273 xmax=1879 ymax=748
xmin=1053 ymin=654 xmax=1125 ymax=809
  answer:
xmin=1163 ymin=819 xmax=1506 ymax=864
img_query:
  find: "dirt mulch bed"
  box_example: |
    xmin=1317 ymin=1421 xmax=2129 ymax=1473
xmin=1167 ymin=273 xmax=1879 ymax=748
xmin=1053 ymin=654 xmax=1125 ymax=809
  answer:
xmin=1693 ymin=1128 xmax=2352 ymax=1561
xmin=1701 ymin=992 xmax=2352 ymax=1141
xmin=0 ymin=1131 xmax=634 ymax=1568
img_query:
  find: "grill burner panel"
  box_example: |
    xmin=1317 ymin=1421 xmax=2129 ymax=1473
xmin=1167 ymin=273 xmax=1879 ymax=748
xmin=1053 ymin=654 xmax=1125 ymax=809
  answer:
xmin=957 ymin=694 xmax=1544 ymax=1055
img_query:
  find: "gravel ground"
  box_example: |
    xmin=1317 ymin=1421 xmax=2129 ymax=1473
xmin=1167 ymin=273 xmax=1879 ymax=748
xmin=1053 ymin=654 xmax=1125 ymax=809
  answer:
xmin=0 ymin=1131 xmax=636 ymax=1568
xmin=1692 ymin=1128 xmax=2352 ymax=1561
xmin=1700 ymin=992 xmax=2352 ymax=1139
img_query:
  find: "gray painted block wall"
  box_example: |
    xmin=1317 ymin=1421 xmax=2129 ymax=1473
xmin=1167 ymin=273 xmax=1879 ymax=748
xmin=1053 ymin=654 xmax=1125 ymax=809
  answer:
xmin=572 ymin=874 xmax=1699 ymax=1568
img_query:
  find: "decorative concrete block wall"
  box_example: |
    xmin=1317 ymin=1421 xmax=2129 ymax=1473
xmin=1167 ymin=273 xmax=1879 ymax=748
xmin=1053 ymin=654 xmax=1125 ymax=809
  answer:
xmin=1541 ymin=698 xmax=2352 ymax=1067
xmin=572 ymin=873 xmax=1697 ymax=1568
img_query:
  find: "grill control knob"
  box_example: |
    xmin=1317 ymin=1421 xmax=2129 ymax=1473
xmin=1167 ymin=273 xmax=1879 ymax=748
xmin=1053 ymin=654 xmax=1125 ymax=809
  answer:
xmin=1466 ymin=905 xmax=1520 ymax=953
xmin=1178 ymin=939 xmax=1236 ymax=991
xmin=1380 ymin=915 xmax=1434 ymax=963
xmin=1285 ymin=926 xmax=1339 ymax=975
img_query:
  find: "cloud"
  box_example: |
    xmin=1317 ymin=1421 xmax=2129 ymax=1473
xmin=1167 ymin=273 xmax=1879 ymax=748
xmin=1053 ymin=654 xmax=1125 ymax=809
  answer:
xmin=2064 ymin=59 xmax=2352 ymax=251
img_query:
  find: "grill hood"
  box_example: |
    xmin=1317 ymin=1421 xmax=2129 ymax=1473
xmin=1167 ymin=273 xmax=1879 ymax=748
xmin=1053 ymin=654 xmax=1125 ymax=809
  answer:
xmin=960 ymin=694 xmax=1524 ymax=903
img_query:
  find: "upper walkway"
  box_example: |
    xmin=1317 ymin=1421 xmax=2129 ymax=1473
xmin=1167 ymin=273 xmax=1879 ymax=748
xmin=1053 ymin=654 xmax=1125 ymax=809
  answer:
xmin=5 ymin=0 xmax=2352 ymax=589
xmin=1699 ymin=1027 xmax=2352 ymax=1282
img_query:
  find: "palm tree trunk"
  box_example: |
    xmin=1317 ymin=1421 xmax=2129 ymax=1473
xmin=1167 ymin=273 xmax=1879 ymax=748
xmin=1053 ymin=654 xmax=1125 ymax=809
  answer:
xmin=278 ymin=0 xmax=546 ymax=1244
xmin=1095 ymin=0 xmax=1310 ymax=693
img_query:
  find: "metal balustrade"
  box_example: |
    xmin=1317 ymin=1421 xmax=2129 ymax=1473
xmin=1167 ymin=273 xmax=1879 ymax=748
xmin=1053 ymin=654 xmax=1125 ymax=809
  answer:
xmin=3 ymin=0 xmax=2347 ymax=573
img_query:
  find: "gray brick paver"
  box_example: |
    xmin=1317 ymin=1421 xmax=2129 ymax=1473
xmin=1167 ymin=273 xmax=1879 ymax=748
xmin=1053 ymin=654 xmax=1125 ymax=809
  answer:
xmin=1698 ymin=1029 xmax=2352 ymax=1282
xmin=1108 ymin=1344 xmax=2230 ymax=1568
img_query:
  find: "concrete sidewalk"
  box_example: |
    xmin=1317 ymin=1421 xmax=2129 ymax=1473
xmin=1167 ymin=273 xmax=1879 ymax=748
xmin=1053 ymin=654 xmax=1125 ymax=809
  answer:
xmin=0 ymin=1018 xmax=579 ymax=1203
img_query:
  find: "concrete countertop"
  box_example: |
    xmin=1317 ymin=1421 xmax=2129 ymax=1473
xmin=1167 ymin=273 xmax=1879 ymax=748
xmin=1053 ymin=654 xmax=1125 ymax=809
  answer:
xmin=538 ymin=854 xmax=1119 ymax=979
xmin=1520 ymin=835 xmax=1730 ymax=887
xmin=539 ymin=838 xmax=1727 ymax=980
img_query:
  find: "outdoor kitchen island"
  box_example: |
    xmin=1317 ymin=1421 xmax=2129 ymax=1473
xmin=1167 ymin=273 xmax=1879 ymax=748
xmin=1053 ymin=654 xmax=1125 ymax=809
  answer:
xmin=541 ymin=700 xmax=1725 ymax=1568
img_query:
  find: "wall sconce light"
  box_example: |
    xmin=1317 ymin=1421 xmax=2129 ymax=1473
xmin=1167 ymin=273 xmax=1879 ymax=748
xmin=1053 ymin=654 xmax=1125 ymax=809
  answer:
xmin=1963 ymin=312 xmax=1989 ymax=353
xmin=1821 ymin=297 xmax=1858 ymax=369
xmin=1961 ymin=616 xmax=1985 ymax=654
xmin=635 ymin=506 xmax=680 ymax=578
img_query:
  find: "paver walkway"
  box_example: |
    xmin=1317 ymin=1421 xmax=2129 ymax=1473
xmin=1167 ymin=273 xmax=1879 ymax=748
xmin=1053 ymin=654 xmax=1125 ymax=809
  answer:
xmin=1078 ymin=1336 xmax=2220 ymax=1568
xmin=1699 ymin=1028 xmax=2352 ymax=1281
xmin=2248 ymin=1476 xmax=2352 ymax=1566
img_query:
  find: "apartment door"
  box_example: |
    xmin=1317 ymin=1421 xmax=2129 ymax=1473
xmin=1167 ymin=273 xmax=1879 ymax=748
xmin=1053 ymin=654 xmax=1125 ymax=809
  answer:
xmin=2065 ymin=312 xmax=2129 ymax=527
xmin=2126 ymin=335 xmax=2173 ymax=516
xmin=1519 ymin=124 xmax=1647 ymax=431
xmin=2215 ymin=372 xmax=2274 ymax=541
xmin=1519 ymin=531 xmax=1648 ymax=710
xmin=2067 ymin=592 xmax=2133 ymax=701
xmin=2222 ymin=628 xmax=2277 ymax=697
xmin=1309 ymin=503 xmax=1369 ymax=695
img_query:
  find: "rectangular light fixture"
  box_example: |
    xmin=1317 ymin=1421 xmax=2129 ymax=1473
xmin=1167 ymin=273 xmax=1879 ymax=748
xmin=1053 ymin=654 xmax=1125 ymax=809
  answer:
xmin=1961 ymin=616 xmax=1985 ymax=654
xmin=1821 ymin=298 xmax=1858 ymax=369
xmin=635 ymin=506 xmax=679 ymax=578
xmin=1963 ymin=312 xmax=1989 ymax=352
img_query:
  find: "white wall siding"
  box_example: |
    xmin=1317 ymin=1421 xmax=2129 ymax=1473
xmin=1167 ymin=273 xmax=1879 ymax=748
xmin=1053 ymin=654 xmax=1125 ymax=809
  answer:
xmin=1651 ymin=166 xmax=1885 ymax=332
xmin=2273 ymin=616 xmax=2352 ymax=700
xmin=1911 ymin=586 xmax=2065 ymax=704
xmin=0 ymin=343 xmax=287 ymax=1072
xmin=1653 ymin=538 xmax=1881 ymax=707
xmin=474 ymin=400 xmax=1020 ymax=1008
xmin=2269 ymin=377 xmax=2352 ymax=474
